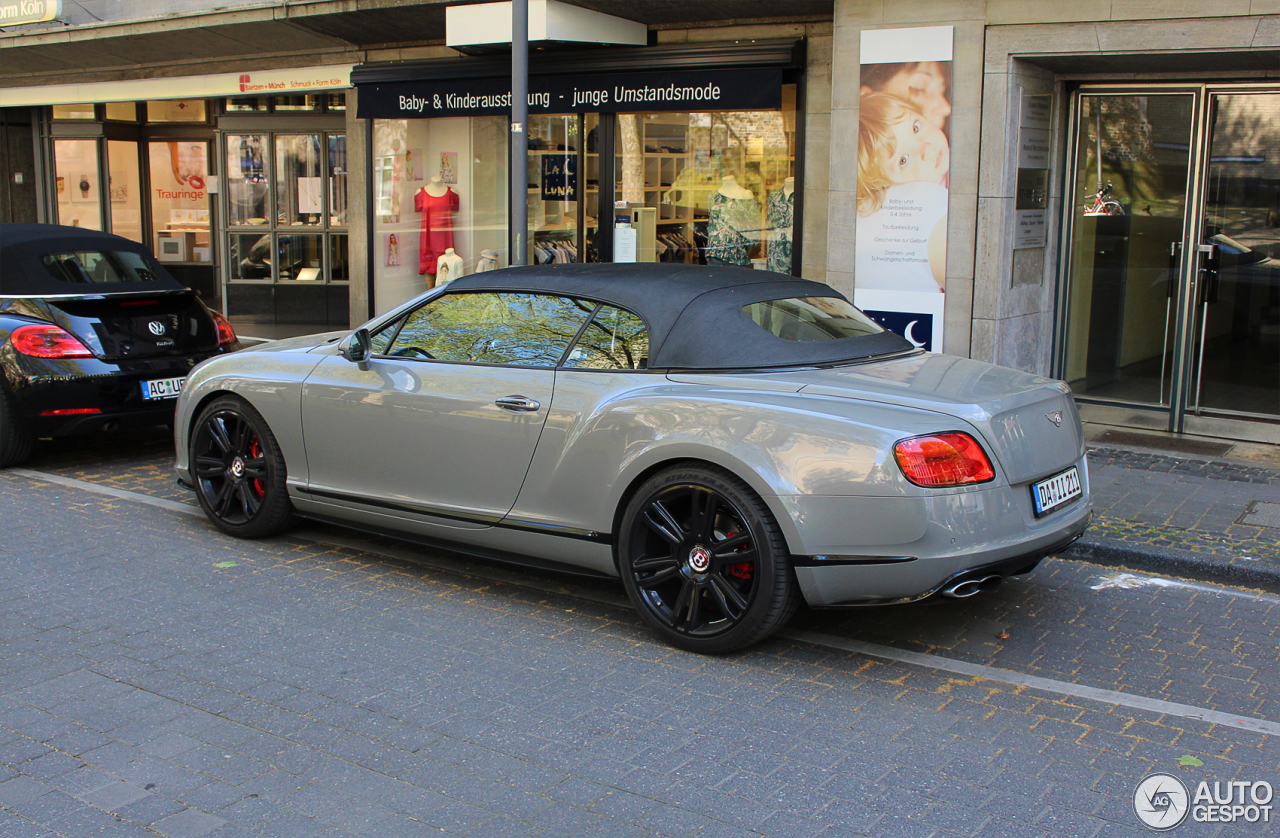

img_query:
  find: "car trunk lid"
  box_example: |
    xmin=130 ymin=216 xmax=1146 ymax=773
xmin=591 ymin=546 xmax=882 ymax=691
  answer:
xmin=40 ymin=289 xmax=218 ymax=360
xmin=781 ymin=353 xmax=1084 ymax=484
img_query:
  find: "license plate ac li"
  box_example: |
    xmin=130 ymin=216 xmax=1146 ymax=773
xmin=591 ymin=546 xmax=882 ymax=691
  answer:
xmin=1032 ymin=466 xmax=1081 ymax=517
xmin=141 ymin=377 xmax=186 ymax=400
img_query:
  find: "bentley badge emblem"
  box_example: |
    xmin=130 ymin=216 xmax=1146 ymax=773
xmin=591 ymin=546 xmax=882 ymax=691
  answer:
xmin=148 ymin=321 xmax=166 ymax=336
xmin=1046 ymin=411 xmax=1063 ymax=427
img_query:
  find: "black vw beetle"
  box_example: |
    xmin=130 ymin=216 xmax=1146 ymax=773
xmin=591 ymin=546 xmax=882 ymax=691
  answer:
xmin=0 ymin=223 xmax=241 ymax=467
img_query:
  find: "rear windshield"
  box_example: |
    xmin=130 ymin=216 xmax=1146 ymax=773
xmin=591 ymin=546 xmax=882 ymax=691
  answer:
xmin=743 ymin=297 xmax=884 ymax=342
xmin=42 ymin=250 xmax=161 ymax=285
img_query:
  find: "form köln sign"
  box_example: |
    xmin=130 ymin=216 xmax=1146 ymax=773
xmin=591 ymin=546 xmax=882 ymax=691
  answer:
xmin=0 ymin=0 xmax=60 ymax=24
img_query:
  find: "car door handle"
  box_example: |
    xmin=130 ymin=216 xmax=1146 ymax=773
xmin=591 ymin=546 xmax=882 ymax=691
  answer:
xmin=495 ymin=395 xmax=541 ymax=413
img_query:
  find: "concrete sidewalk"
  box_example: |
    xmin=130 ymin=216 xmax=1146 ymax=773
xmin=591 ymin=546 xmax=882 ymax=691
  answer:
xmin=1063 ymin=428 xmax=1280 ymax=593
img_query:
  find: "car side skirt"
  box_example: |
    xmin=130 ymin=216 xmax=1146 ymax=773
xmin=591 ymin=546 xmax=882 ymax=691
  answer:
xmin=295 ymin=486 xmax=612 ymax=544
xmin=290 ymin=512 xmax=618 ymax=580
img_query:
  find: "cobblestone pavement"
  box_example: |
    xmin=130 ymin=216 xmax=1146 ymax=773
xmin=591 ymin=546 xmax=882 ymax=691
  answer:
xmin=2 ymin=435 xmax=1279 ymax=837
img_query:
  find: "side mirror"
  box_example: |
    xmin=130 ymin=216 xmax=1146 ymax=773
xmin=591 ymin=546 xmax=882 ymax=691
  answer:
xmin=342 ymin=328 xmax=372 ymax=371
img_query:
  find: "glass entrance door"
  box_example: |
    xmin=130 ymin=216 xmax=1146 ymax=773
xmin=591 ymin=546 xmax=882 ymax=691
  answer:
xmin=1185 ymin=92 xmax=1280 ymax=422
xmin=1061 ymin=92 xmax=1197 ymax=411
xmin=1061 ymin=85 xmax=1280 ymax=441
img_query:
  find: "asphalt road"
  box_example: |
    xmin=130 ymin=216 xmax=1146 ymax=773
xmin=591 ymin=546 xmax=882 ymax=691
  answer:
xmin=2 ymin=430 xmax=1278 ymax=838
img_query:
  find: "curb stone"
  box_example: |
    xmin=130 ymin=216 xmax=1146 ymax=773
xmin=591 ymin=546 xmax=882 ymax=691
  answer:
xmin=1061 ymin=535 xmax=1280 ymax=594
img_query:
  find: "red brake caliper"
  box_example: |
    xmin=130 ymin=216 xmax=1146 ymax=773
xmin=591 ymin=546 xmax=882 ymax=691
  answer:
xmin=723 ymin=531 xmax=754 ymax=580
xmin=249 ymin=439 xmax=265 ymax=497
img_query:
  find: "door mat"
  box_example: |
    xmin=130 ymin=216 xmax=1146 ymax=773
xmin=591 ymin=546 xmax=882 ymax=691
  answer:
xmin=1093 ymin=429 xmax=1235 ymax=458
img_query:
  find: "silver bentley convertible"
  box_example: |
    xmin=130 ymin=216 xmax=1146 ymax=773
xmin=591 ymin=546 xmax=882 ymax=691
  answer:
xmin=173 ymin=265 xmax=1091 ymax=653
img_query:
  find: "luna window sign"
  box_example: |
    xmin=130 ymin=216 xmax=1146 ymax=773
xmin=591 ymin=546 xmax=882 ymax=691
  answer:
xmin=852 ymin=25 xmax=953 ymax=353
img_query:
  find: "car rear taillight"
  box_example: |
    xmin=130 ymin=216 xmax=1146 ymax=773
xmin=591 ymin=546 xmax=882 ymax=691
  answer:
xmin=211 ymin=311 xmax=237 ymax=348
xmin=894 ymin=432 xmax=995 ymax=487
xmin=10 ymin=324 xmax=94 ymax=359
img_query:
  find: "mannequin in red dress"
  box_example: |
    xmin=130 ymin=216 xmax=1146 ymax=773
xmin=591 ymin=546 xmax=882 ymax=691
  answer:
xmin=414 ymin=176 xmax=460 ymax=278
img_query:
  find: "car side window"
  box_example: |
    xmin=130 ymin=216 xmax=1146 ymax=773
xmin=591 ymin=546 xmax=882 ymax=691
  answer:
xmin=563 ymin=304 xmax=649 ymax=370
xmin=384 ymin=292 xmax=594 ymax=367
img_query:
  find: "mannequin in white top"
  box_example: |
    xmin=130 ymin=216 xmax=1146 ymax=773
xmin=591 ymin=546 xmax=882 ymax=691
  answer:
xmin=422 ymin=176 xmax=448 ymax=198
xmin=474 ymin=249 xmax=499 ymax=273
xmin=436 ymin=247 xmax=464 ymax=283
xmin=717 ymin=175 xmax=754 ymax=200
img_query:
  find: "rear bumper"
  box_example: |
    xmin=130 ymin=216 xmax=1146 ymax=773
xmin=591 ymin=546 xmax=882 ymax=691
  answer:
xmin=794 ymin=509 xmax=1091 ymax=607
xmin=786 ymin=454 xmax=1093 ymax=607
xmin=5 ymin=355 xmax=211 ymax=437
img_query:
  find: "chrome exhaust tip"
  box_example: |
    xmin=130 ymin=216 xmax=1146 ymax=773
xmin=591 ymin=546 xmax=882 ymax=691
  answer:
xmin=941 ymin=574 xmax=1003 ymax=599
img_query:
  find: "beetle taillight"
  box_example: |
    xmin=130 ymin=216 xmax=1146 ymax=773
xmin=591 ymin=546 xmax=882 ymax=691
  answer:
xmin=894 ymin=432 xmax=995 ymax=487
xmin=211 ymin=311 xmax=237 ymax=348
xmin=10 ymin=324 xmax=94 ymax=359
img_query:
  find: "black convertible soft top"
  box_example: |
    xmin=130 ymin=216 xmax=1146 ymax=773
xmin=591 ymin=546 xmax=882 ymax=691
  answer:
xmin=444 ymin=263 xmax=912 ymax=370
xmin=0 ymin=223 xmax=186 ymax=296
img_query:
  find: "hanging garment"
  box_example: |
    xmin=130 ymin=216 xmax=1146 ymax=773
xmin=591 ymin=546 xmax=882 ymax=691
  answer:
xmin=767 ymin=189 xmax=794 ymax=274
xmin=413 ymin=188 xmax=460 ymax=275
xmin=706 ymin=191 xmax=758 ymax=267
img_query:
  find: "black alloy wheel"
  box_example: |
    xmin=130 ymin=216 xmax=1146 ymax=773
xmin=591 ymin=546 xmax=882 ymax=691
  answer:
xmin=190 ymin=396 xmax=295 ymax=538
xmin=0 ymin=386 xmax=34 ymax=468
xmin=619 ymin=464 xmax=799 ymax=654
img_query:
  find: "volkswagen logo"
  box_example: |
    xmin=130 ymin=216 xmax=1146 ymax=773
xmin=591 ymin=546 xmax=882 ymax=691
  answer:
xmin=1046 ymin=411 xmax=1063 ymax=427
xmin=148 ymin=321 xmax=166 ymax=336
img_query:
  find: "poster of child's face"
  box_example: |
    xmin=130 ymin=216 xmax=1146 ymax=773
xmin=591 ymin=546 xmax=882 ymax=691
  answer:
xmin=853 ymin=26 xmax=954 ymax=353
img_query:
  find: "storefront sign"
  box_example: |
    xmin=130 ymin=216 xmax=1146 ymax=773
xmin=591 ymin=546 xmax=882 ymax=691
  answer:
xmin=0 ymin=64 xmax=352 ymax=108
xmin=357 ymin=68 xmax=782 ymax=119
xmin=0 ymin=0 xmax=59 ymax=25
xmin=853 ymin=25 xmax=953 ymax=353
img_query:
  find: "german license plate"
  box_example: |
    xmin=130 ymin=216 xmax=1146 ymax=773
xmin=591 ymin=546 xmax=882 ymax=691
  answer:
xmin=1031 ymin=466 xmax=1081 ymax=517
xmin=141 ymin=376 xmax=185 ymax=400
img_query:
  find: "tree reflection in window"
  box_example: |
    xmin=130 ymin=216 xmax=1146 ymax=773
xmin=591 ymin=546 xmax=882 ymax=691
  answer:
xmin=386 ymin=292 xmax=594 ymax=367
xmin=564 ymin=305 xmax=648 ymax=370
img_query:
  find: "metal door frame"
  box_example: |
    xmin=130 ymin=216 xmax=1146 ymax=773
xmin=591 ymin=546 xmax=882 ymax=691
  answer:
xmin=1056 ymin=82 xmax=1280 ymax=440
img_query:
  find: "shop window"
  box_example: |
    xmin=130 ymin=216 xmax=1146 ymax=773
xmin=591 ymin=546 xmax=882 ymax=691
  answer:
xmin=226 ymin=97 xmax=268 ymax=113
xmin=330 ymin=235 xmax=349 ymax=281
xmin=372 ymin=117 xmax=509 ymax=313
xmin=325 ymin=93 xmax=346 ymax=112
xmin=528 ymin=114 xmax=599 ymax=266
xmin=52 ymin=104 xmax=96 ymax=120
xmin=273 ymin=95 xmax=321 ymax=112
xmin=146 ymin=100 xmax=208 ymax=123
xmin=104 ymin=102 xmax=138 ymax=122
xmin=149 ymin=141 xmax=211 ymax=263
xmin=53 ymin=139 xmax=103 ymax=231
xmin=229 ymin=233 xmax=272 ymax=280
xmin=225 ymin=134 xmax=270 ymax=226
xmin=107 ymin=141 xmax=143 ymax=244
xmin=222 ymin=129 xmax=349 ymax=329
xmin=616 ymin=86 xmax=797 ymax=273
xmin=329 ymin=135 xmax=348 ymax=226
xmin=275 ymin=134 xmax=324 ymax=227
